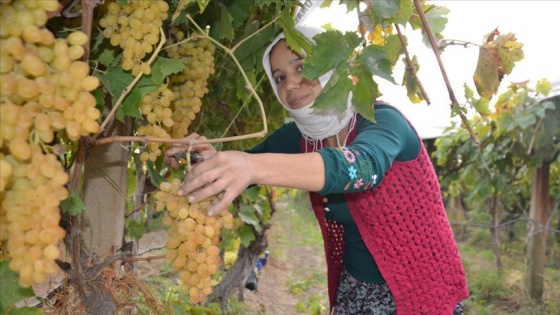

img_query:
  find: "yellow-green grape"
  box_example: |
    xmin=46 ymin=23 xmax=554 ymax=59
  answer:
xmin=154 ymin=178 xmax=234 ymax=304
xmin=0 ymin=0 xmax=100 ymax=288
xmin=2 ymin=146 xmax=68 ymax=288
xmin=1 ymin=2 xmax=101 ymax=145
xmin=165 ymin=32 xmax=215 ymax=138
xmin=135 ymin=84 xmax=175 ymax=162
xmin=99 ymin=0 xmax=169 ymax=76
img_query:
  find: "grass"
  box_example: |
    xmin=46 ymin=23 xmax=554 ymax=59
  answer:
xmin=458 ymin=225 xmax=560 ymax=315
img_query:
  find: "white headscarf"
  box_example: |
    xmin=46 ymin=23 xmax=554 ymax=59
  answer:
xmin=262 ymin=26 xmax=355 ymax=149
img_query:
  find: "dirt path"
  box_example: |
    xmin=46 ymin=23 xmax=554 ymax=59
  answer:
xmin=242 ymin=200 xmax=328 ymax=315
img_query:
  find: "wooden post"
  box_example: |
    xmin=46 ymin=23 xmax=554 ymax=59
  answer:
xmin=525 ymin=162 xmax=550 ymax=302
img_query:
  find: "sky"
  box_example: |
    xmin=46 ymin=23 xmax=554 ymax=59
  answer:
xmin=298 ymin=1 xmax=560 ymax=139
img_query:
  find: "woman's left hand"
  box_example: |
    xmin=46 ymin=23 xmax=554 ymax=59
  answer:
xmin=178 ymin=150 xmax=255 ymax=216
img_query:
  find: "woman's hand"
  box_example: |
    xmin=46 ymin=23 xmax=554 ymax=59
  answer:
xmin=178 ymin=151 xmax=255 ymax=216
xmin=163 ymin=133 xmax=216 ymax=169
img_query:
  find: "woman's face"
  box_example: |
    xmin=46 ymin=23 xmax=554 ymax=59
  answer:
xmin=269 ymin=40 xmax=322 ymax=109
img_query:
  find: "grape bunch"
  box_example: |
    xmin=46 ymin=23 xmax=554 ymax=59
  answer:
xmin=99 ymin=0 xmax=169 ymax=76
xmin=1 ymin=145 xmax=68 ymax=287
xmin=1 ymin=0 xmax=100 ymax=287
xmin=136 ymin=84 xmax=175 ymax=162
xmin=153 ymin=178 xmax=234 ymax=304
xmin=165 ymin=30 xmax=215 ymax=138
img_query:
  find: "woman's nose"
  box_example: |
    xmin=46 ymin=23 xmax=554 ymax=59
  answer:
xmin=286 ymin=73 xmax=302 ymax=91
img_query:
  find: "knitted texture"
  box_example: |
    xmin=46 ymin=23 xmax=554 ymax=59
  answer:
xmin=305 ymin=115 xmax=469 ymax=314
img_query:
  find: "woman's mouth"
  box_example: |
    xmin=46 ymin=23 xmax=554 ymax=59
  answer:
xmin=288 ymin=95 xmax=309 ymax=108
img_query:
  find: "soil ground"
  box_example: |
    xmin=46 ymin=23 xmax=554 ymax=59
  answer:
xmin=241 ymin=199 xmax=328 ymax=315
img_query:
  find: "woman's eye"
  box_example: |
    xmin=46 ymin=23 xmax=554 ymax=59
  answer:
xmin=297 ymin=65 xmax=303 ymax=72
xmin=274 ymin=75 xmax=285 ymax=84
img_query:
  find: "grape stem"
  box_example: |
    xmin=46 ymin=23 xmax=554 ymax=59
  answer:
xmin=94 ymin=16 xmax=272 ymax=147
xmin=184 ymin=14 xmax=269 ymax=143
xmin=412 ymin=0 xmax=480 ymax=144
xmin=93 ymin=27 xmax=168 ymax=140
xmin=395 ymin=24 xmax=431 ymax=105
xmin=122 ymin=255 xmax=166 ymax=263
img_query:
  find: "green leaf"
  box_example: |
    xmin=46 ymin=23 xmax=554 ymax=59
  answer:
xmin=313 ymin=70 xmax=352 ymax=113
xmin=402 ymin=55 xmax=423 ymax=104
xmin=498 ymin=39 xmax=524 ymax=75
xmin=60 ymin=191 xmax=86 ymax=215
xmin=146 ymin=160 xmax=165 ymax=188
xmin=303 ymin=31 xmax=359 ymax=80
xmin=127 ymin=220 xmax=146 ymax=241
xmin=92 ymin=33 xmax=116 ymax=67
xmin=225 ymin=0 xmax=252 ymax=28
xmin=237 ymin=225 xmax=256 ymax=247
xmin=535 ymin=78 xmax=551 ymax=96
xmin=410 ymin=4 xmax=449 ymax=47
xmin=277 ymin=8 xmax=313 ymax=57
xmin=209 ymin=5 xmax=234 ymax=41
xmin=370 ymin=0 xmax=400 ymax=24
xmin=473 ymin=45 xmax=500 ymax=99
xmin=97 ymin=57 xmax=183 ymax=121
xmin=357 ymin=44 xmax=394 ymax=84
xmin=464 ymin=83 xmax=474 ymax=100
xmin=96 ymin=63 xmax=141 ymax=120
xmin=352 ymin=70 xmax=379 ymax=122
xmin=238 ymin=205 xmax=261 ymax=232
xmin=383 ymin=34 xmax=404 ymax=66
xmin=474 ymin=96 xmax=492 ymax=116
xmin=243 ymin=185 xmax=261 ymax=201
xmin=515 ymin=112 xmax=537 ymax=130
xmin=393 ymin=0 xmax=414 ymax=25
xmin=0 ymin=261 xmax=35 ymax=314
xmin=235 ymin=23 xmax=277 ymax=72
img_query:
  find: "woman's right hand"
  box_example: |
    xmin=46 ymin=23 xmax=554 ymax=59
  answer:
xmin=163 ymin=133 xmax=216 ymax=169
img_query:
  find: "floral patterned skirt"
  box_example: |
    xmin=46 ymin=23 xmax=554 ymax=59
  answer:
xmin=332 ymin=269 xmax=464 ymax=315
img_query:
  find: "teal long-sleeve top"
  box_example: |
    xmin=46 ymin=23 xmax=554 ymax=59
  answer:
xmin=247 ymin=104 xmax=421 ymax=283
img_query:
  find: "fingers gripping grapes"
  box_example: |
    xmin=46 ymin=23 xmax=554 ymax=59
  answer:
xmin=179 ymin=151 xmax=254 ymax=216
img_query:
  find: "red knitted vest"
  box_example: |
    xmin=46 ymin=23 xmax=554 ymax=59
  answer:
xmin=305 ymin=118 xmax=469 ymax=314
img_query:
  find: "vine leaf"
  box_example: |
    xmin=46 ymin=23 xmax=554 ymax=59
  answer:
xmin=473 ymin=31 xmax=524 ymax=100
xmin=474 ymin=46 xmax=501 ymax=100
xmin=474 ymin=96 xmax=491 ymax=116
xmin=410 ymin=3 xmax=449 ymax=47
xmin=209 ymin=4 xmax=234 ymax=41
xmin=97 ymin=57 xmax=183 ymax=120
xmin=127 ymin=221 xmax=146 ymax=241
xmin=0 ymin=261 xmax=35 ymax=314
xmin=238 ymin=204 xmax=262 ymax=233
xmin=237 ymin=225 xmax=256 ymax=247
xmin=303 ymin=31 xmax=391 ymax=121
xmin=368 ymin=0 xmax=401 ymax=25
xmin=278 ymin=8 xmax=314 ymax=57
xmin=402 ymin=55 xmax=423 ymax=103
xmin=60 ymin=191 xmax=86 ymax=216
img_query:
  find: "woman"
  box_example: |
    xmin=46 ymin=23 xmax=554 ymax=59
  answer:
xmin=166 ymin=26 xmax=469 ymax=314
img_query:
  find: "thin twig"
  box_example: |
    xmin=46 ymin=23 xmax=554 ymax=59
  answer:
xmin=122 ymin=255 xmax=166 ymax=263
xmin=438 ymin=39 xmax=480 ymax=50
xmin=231 ymin=16 xmax=280 ymax=52
xmin=413 ymin=0 xmax=480 ymax=144
xmin=395 ymin=24 xmax=431 ymax=105
xmin=93 ymin=132 xmax=266 ymax=147
xmin=125 ymin=193 xmax=154 ymax=218
xmin=186 ymin=14 xmax=268 ymax=139
xmin=526 ymin=116 xmax=545 ymax=155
